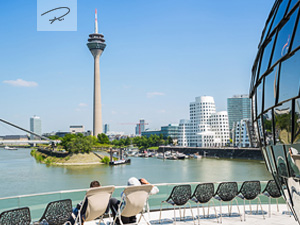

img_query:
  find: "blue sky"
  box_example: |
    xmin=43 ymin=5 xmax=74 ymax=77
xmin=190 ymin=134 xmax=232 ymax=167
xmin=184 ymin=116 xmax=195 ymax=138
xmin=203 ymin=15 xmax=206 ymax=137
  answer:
xmin=0 ymin=0 xmax=274 ymax=135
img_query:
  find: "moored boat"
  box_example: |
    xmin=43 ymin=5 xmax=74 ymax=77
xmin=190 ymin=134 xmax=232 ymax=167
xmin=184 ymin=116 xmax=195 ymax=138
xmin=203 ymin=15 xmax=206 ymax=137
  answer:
xmin=4 ymin=146 xmax=17 ymax=150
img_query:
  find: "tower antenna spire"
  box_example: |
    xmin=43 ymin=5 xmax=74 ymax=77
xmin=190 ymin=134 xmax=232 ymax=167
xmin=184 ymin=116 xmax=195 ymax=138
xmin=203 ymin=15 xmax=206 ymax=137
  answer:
xmin=95 ymin=8 xmax=98 ymax=34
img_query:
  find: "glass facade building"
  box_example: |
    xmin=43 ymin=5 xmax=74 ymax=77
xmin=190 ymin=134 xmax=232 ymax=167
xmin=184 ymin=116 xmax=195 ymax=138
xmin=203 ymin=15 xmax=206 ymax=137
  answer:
xmin=227 ymin=94 xmax=251 ymax=130
xmin=30 ymin=115 xmax=42 ymax=140
xmin=250 ymin=0 xmax=300 ymax=222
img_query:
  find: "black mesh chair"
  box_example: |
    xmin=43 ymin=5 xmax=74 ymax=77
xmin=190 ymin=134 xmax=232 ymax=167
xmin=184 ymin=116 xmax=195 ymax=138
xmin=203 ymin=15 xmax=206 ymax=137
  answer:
xmin=37 ymin=199 xmax=72 ymax=225
xmin=238 ymin=181 xmax=264 ymax=221
xmin=0 ymin=207 xmax=31 ymax=225
xmin=214 ymin=182 xmax=242 ymax=223
xmin=262 ymin=180 xmax=282 ymax=217
xmin=159 ymin=185 xmax=195 ymax=225
xmin=190 ymin=183 xmax=218 ymax=224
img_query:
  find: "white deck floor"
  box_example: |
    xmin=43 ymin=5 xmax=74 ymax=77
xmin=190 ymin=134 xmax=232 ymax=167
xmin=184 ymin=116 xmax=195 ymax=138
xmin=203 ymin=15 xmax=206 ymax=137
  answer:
xmin=85 ymin=204 xmax=297 ymax=225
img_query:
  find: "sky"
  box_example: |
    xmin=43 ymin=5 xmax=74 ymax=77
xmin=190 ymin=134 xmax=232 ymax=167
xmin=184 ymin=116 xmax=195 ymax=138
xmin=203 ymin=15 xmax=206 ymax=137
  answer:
xmin=0 ymin=0 xmax=275 ymax=135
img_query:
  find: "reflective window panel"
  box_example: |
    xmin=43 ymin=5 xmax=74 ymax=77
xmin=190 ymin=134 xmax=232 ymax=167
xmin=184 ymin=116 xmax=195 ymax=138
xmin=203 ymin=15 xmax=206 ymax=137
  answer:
xmin=278 ymin=50 xmax=300 ymax=103
xmin=266 ymin=146 xmax=278 ymax=175
xmin=262 ymin=147 xmax=273 ymax=173
xmin=261 ymin=6 xmax=278 ymax=44
xmin=291 ymin=8 xmax=300 ymax=51
xmin=288 ymin=0 xmax=299 ymax=14
xmin=264 ymin=110 xmax=275 ymax=145
xmin=271 ymin=0 xmax=290 ymax=32
xmin=274 ymin=100 xmax=293 ymax=144
xmin=257 ymin=81 xmax=264 ymax=117
xmin=258 ymin=36 xmax=275 ymax=79
xmin=257 ymin=117 xmax=265 ymax=145
xmin=272 ymin=8 xmax=298 ymax=65
xmin=264 ymin=66 xmax=279 ymax=110
xmin=294 ymin=98 xmax=300 ymax=143
xmin=273 ymin=145 xmax=290 ymax=177
xmin=252 ymin=94 xmax=257 ymax=121
xmin=285 ymin=144 xmax=300 ymax=178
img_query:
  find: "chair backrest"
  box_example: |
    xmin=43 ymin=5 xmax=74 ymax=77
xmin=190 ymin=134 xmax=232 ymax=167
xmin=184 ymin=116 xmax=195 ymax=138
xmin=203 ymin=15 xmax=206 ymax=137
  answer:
xmin=0 ymin=207 xmax=31 ymax=225
xmin=215 ymin=182 xmax=238 ymax=201
xmin=39 ymin=199 xmax=72 ymax=225
xmin=167 ymin=184 xmax=192 ymax=206
xmin=239 ymin=181 xmax=261 ymax=200
xmin=121 ymin=185 xmax=153 ymax=217
xmin=262 ymin=180 xmax=281 ymax=198
xmin=192 ymin=183 xmax=214 ymax=203
xmin=84 ymin=185 xmax=115 ymax=221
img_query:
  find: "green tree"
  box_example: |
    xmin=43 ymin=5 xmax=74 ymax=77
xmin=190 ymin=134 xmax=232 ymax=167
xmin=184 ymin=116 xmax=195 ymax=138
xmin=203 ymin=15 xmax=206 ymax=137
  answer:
xmin=61 ymin=133 xmax=93 ymax=153
xmin=97 ymin=133 xmax=110 ymax=144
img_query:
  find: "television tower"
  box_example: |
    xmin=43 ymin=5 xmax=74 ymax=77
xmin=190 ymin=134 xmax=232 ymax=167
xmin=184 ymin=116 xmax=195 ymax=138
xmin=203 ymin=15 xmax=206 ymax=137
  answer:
xmin=87 ymin=9 xmax=106 ymax=136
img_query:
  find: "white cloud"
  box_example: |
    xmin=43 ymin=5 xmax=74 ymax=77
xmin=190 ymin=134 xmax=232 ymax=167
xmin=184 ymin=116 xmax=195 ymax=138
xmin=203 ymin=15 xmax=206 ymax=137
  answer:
xmin=157 ymin=109 xmax=166 ymax=113
xmin=3 ymin=79 xmax=38 ymax=87
xmin=112 ymin=110 xmax=117 ymax=115
xmin=75 ymin=103 xmax=88 ymax=112
xmin=78 ymin=103 xmax=88 ymax=107
xmin=147 ymin=92 xmax=165 ymax=98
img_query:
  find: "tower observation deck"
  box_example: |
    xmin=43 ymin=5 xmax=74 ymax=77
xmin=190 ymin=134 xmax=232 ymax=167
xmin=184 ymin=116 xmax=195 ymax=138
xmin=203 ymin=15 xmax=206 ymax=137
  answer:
xmin=87 ymin=9 xmax=106 ymax=137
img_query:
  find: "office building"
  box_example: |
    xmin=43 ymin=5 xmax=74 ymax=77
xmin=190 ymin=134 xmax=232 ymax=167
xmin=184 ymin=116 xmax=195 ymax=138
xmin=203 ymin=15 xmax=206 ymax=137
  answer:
xmin=87 ymin=9 xmax=106 ymax=137
xmin=249 ymin=0 xmax=300 ymax=221
xmin=141 ymin=124 xmax=179 ymax=139
xmin=135 ymin=119 xmax=146 ymax=136
xmin=232 ymin=119 xmax=250 ymax=147
xmin=70 ymin=125 xmax=85 ymax=134
xmin=30 ymin=115 xmax=41 ymax=140
xmin=104 ymin=124 xmax=109 ymax=134
xmin=178 ymin=96 xmax=229 ymax=147
xmin=178 ymin=120 xmax=192 ymax=147
xmin=227 ymin=94 xmax=251 ymax=130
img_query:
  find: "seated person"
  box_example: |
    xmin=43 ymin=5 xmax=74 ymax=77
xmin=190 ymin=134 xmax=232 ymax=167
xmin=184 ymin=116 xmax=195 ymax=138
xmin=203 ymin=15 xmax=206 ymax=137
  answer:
xmin=109 ymin=177 xmax=159 ymax=224
xmin=66 ymin=180 xmax=101 ymax=225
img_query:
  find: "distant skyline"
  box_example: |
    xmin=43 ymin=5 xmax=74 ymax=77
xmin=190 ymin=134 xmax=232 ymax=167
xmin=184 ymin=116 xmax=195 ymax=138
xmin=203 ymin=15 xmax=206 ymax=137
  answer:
xmin=0 ymin=0 xmax=274 ymax=135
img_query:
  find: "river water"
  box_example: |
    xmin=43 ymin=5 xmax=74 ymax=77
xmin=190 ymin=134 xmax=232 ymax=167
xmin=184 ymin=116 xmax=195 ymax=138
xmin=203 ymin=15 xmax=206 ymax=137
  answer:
xmin=0 ymin=148 xmax=272 ymax=198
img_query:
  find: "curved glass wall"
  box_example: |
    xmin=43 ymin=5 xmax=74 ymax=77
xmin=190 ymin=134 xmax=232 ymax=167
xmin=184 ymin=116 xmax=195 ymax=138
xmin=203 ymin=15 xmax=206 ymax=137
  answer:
xmin=250 ymin=0 xmax=300 ymax=222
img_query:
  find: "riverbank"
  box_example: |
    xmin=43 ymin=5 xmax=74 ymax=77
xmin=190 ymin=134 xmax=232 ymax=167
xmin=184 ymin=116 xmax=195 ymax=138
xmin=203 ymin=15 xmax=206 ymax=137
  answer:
xmin=31 ymin=149 xmax=105 ymax=165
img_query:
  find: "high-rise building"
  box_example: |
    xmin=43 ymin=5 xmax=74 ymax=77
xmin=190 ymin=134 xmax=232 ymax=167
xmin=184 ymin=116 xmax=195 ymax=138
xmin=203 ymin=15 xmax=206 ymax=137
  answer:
xmin=178 ymin=119 xmax=192 ymax=147
xmin=104 ymin=124 xmax=109 ymax=134
xmin=87 ymin=9 xmax=106 ymax=137
xmin=227 ymin=94 xmax=251 ymax=130
xmin=250 ymin=0 xmax=300 ymax=221
xmin=30 ymin=115 xmax=41 ymax=140
xmin=232 ymin=119 xmax=250 ymax=147
xmin=135 ymin=119 xmax=146 ymax=136
xmin=178 ymin=96 xmax=229 ymax=147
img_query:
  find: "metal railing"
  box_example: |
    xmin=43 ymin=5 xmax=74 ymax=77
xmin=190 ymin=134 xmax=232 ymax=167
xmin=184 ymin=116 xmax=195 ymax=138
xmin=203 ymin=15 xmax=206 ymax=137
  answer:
xmin=0 ymin=181 xmax=284 ymax=221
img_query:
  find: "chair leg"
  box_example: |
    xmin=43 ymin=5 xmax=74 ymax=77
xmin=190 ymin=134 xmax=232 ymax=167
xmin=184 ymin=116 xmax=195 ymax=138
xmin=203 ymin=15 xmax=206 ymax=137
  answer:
xmin=197 ymin=204 xmax=200 ymax=225
xmin=202 ymin=204 xmax=206 ymax=218
xmin=220 ymin=201 xmax=223 ymax=223
xmin=211 ymin=200 xmax=219 ymax=223
xmin=159 ymin=202 xmax=164 ymax=223
xmin=179 ymin=206 xmax=182 ymax=220
xmin=276 ymin=198 xmax=279 ymax=212
xmin=174 ymin=205 xmax=177 ymax=225
xmin=269 ymin=197 xmax=271 ymax=217
xmin=249 ymin=200 xmax=252 ymax=214
xmin=234 ymin=198 xmax=242 ymax=222
xmin=243 ymin=199 xmax=246 ymax=221
xmin=187 ymin=202 xmax=195 ymax=225
xmin=257 ymin=197 xmax=265 ymax=219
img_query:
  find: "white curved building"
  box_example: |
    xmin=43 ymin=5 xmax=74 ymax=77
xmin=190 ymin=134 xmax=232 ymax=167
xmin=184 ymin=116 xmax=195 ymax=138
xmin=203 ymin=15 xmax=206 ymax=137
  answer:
xmin=179 ymin=96 xmax=229 ymax=147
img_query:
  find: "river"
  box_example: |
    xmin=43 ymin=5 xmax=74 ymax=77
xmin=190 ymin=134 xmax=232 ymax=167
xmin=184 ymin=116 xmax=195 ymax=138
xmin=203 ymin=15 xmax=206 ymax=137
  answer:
xmin=0 ymin=148 xmax=272 ymax=198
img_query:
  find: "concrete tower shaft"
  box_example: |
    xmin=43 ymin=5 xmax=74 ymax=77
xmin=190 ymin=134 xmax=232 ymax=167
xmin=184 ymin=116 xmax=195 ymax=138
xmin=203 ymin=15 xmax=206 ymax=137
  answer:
xmin=87 ymin=9 xmax=106 ymax=137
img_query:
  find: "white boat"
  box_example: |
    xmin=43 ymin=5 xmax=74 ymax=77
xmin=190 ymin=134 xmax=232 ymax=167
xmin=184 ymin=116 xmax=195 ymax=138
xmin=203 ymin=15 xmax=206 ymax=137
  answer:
xmin=4 ymin=146 xmax=17 ymax=150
